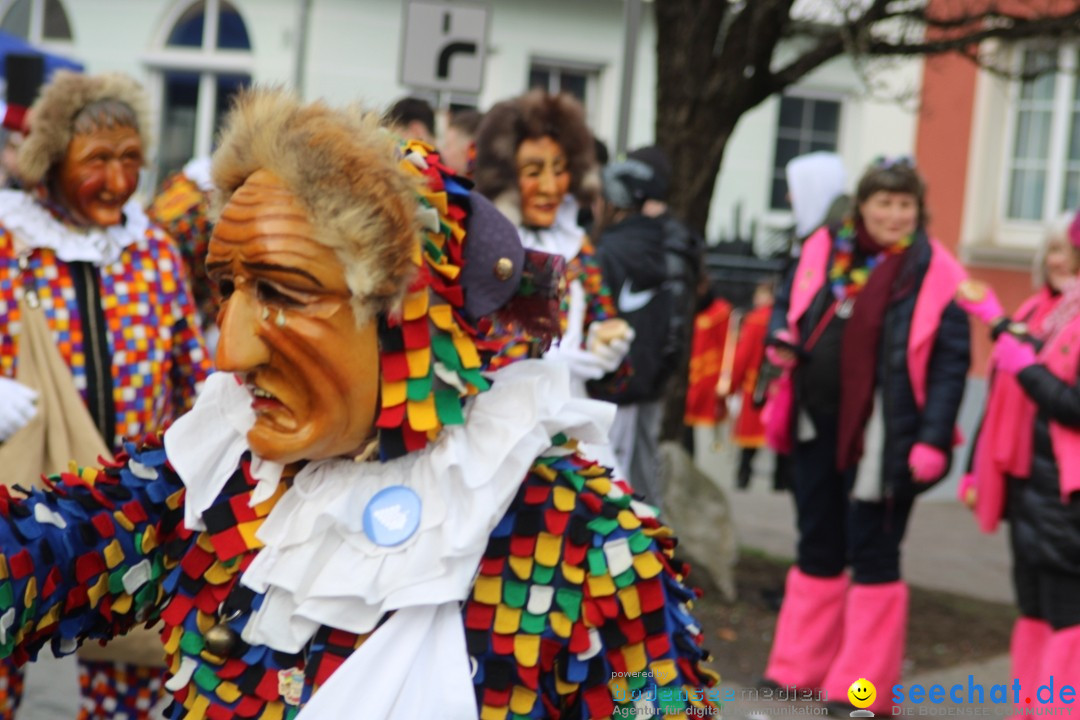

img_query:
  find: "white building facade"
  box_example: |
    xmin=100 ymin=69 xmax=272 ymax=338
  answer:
xmin=1 ymin=0 xmax=922 ymax=242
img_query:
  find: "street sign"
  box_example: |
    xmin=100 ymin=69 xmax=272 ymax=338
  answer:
xmin=400 ymin=0 xmax=489 ymax=94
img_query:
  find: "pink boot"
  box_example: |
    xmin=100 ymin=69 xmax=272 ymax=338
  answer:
xmin=1032 ymin=625 xmax=1080 ymax=713
xmin=822 ymin=581 xmax=908 ymax=715
xmin=1011 ymin=617 xmax=1051 ymax=711
xmin=763 ymin=567 xmax=848 ymax=689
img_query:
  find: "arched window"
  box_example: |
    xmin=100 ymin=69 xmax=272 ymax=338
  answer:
xmin=0 ymin=0 xmax=73 ymax=44
xmin=146 ymin=0 xmax=252 ymax=184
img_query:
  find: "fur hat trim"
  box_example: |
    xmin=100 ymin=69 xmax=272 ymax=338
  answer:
xmin=17 ymin=71 xmax=151 ymax=186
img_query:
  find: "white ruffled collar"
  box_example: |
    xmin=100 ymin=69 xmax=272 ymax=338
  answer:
xmin=0 ymin=189 xmax=149 ymax=266
xmin=164 ymin=361 xmax=615 ymax=719
xmin=516 ymin=195 xmax=586 ymax=261
xmin=164 ymin=360 xmax=614 ymax=649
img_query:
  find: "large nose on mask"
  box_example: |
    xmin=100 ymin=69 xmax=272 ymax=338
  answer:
xmin=537 ymin=166 xmax=558 ymax=195
xmin=104 ymin=159 xmax=132 ymax=197
xmin=215 ymin=289 xmax=271 ymax=372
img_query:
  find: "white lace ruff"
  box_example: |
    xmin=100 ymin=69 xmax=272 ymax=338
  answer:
xmin=0 ymin=189 xmax=148 ymax=266
xmin=164 ymin=360 xmax=615 ymax=652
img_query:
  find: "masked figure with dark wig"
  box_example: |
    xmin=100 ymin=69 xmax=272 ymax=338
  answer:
xmin=474 ymin=91 xmax=633 ymax=402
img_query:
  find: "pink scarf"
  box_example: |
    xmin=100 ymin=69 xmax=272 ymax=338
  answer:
xmin=974 ymin=286 xmax=1080 ymax=532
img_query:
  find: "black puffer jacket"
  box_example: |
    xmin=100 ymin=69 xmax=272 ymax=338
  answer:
xmin=1009 ymin=364 xmax=1080 ymax=573
xmin=591 ymin=214 xmax=672 ymax=404
xmin=770 ymin=232 xmax=971 ymax=496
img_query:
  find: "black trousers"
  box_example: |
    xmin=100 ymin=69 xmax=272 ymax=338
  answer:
xmin=1013 ymin=557 xmax=1080 ymax=630
xmin=737 ymin=447 xmax=791 ymax=490
xmin=791 ymin=414 xmax=915 ymax=584
xmin=1011 ymin=535 xmax=1080 ymax=630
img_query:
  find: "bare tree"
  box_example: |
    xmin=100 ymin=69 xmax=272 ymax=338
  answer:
xmin=655 ymin=0 xmax=1080 ymax=234
xmin=654 ymin=0 xmax=1080 ymax=444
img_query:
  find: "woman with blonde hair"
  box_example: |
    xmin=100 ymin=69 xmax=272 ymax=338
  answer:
xmin=959 ymin=211 xmax=1080 ymax=713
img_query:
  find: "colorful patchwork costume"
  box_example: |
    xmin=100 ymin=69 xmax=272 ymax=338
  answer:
xmin=0 ymin=365 xmax=717 ymax=719
xmin=0 ymin=189 xmax=211 ymax=718
xmin=148 ymin=157 xmax=216 ymax=337
xmin=0 ymin=92 xmax=717 ymax=719
xmin=0 ymin=192 xmax=210 ymax=449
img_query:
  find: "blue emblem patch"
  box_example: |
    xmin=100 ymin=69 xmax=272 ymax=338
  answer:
xmin=362 ymin=485 xmax=422 ymax=547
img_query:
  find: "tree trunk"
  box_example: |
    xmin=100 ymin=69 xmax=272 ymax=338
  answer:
xmin=658 ymin=278 xmax=699 ymax=443
xmin=652 ymin=1 xmax=736 ymax=442
xmin=652 ymin=1 xmax=733 ymax=237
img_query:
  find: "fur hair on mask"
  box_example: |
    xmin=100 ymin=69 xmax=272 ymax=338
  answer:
xmin=473 ymin=89 xmax=596 ymax=208
xmin=17 ymin=70 xmax=151 ymax=186
xmin=211 ymin=87 xmax=420 ymax=324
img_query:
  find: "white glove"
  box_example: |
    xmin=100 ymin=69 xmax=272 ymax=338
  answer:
xmin=586 ymin=322 xmax=635 ymax=373
xmin=545 ymin=341 xmax=609 ymax=381
xmin=0 ymin=377 xmax=37 ymax=442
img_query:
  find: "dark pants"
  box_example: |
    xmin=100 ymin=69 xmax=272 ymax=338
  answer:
xmin=791 ymin=414 xmax=915 ymax=584
xmin=737 ymin=447 xmax=791 ymax=490
xmin=1012 ymin=537 xmax=1080 ymax=630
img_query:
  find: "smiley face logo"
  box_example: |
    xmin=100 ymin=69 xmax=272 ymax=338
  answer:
xmin=848 ymin=678 xmax=876 ymax=709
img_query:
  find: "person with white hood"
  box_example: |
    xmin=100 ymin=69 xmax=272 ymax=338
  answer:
xmin=785 ymin=150 xmax=851 ymax=250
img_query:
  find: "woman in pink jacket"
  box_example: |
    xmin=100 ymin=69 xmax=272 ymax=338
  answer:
xmin=961 ymin=212 xmax=1080 ymax=712
xmin=761 ymin=159 xmax=970 ymax=713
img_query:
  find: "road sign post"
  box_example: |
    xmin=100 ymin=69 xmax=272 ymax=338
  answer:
xmin=400 ymin=0 xmax=489 ymax=95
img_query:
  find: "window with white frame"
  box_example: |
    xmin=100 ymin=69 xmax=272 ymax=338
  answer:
xmin=146 ymin=0 xmax=251 ymax=187
xmin=528 ymin=59 xmax=601 ymax=125
xmin=769 ymin=94 xmax=841 ymax=210
xmin=0 ymin=0 xmax=72 ymax=44
xmin=1003 ymin=46 xmax=1080 ymax=223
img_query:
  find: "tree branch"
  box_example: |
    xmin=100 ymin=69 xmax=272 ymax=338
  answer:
xmin=865 ymin=12 xmax=1080 ymax=57
xmin=763 ymin=0 xmax=894 ymax=98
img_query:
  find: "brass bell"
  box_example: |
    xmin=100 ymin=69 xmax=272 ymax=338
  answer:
xmin=204 ymin=622 xmax=239 ymax=657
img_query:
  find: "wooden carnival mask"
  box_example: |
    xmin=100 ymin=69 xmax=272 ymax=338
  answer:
xmin=516 ymin=136 xmax=571 ymax=229
xmin=206 ymin=169 xmax=380 ymax=465
xmin=55 ymin=125 xmax=142 ymax=227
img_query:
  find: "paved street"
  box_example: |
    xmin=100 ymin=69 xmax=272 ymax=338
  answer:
xmin=691 ymin=408 xmax=1024 ymax=720
xmin=22 ymin=655 xmax=79 ymax=720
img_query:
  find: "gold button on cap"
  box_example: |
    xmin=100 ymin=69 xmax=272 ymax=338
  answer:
xmin=494 ymin=257 xmax=514 ymax=281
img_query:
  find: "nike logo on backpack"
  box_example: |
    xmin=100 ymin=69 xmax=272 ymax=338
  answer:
xmin=618 ymin=281 xmax=657 ymax=313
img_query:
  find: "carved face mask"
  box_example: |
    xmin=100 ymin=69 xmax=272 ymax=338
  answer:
xmin=516 ymin=135 xmax=571 ymax=228
xmin=55 ymin=125 xmax=142 ymax=227
xmin=206 ymin=169 xmax=380 ymax=465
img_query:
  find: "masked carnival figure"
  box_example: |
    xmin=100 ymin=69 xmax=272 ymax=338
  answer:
xmin=0 ymin=71 xmax=211 ymax=719
xmin=0 ymin=88 xmax=718 ymax=719
xmin=474 ymin=91 xmax=633 ymax=401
